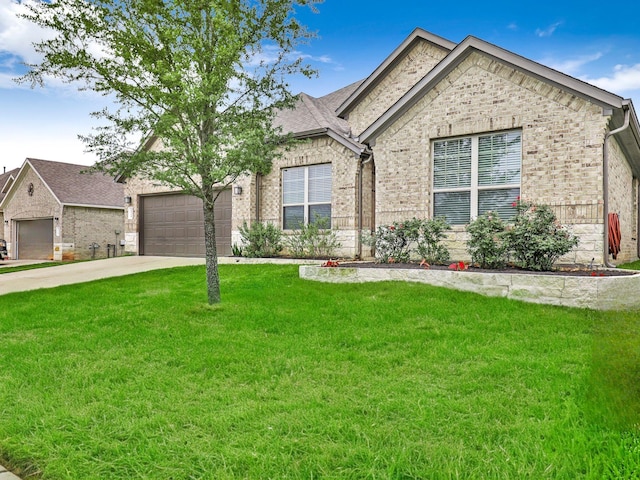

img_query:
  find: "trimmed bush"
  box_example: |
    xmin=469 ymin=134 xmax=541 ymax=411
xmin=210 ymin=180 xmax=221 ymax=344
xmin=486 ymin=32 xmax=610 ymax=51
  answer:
xmin=284 ymin=217 xmax=341 ymax=258
xmin=466 ymin=212 xmax=510 ymax=268
xmin=363 ymin=221 xmax=417 ymax=263
xmin=238 ymin=221 xmax=283 ymax=258
xmin=363 ymin=218 xmax=450 ymax=264
xmin=415 ymin=217 xmax=451 ymax=264
xmin=507 ymin=200 xmax=579 ymax=271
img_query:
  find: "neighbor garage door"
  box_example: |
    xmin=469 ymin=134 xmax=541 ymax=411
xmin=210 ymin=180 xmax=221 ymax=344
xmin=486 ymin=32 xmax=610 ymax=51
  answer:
xmin=141 ymin=190 xmax=232 ymax=257
xmin=17 ymin=218 xmax=54 ymax=260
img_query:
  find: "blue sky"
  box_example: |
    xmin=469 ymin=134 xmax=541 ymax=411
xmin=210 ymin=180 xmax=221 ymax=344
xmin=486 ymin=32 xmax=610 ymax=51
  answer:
xmin=1 ymin=0 xmax=640 ymax=172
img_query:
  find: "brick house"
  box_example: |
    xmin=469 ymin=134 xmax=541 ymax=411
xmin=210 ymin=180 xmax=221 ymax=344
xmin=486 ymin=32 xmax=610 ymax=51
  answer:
xmin=123 ymin=28 xmax=640 ymax=266
xmin=0 ymin=158 xmax=124 ymax=260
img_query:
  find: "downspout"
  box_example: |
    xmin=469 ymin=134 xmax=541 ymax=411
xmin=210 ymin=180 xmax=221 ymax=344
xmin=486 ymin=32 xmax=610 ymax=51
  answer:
xmin=603 ymin=103 xmax=630 ymax=268
xmin=358 ymin=153 xmax=373 ymax=259
xmin=637 ymin=178 xmax=640 ymax=258
xmin=255 ymin=173 xmax=261 ymax=222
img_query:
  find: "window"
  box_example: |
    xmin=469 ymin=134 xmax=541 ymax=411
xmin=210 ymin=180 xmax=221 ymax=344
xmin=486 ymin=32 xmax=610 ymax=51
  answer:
xmin=433 ymin=131 xmax=521 ymax=224
xmin=282 ymin=164 xmax=332 ymax=229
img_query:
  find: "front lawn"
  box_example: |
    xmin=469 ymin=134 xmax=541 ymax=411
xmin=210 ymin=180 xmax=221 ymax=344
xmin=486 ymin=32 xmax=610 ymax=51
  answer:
xmin=0 ymin=262 xmax=66 ymax=274
xmin=619 ymin=259 xmax=640 ymax=271
xmin=0 ymin=264 xmax=638 ymax=479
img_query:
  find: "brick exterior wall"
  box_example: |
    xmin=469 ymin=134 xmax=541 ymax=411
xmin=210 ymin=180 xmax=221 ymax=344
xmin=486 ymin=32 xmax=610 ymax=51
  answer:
xmin=346 ymin=40 xmax=449 ymax=136
xmin=373 ymin=51 xmax=619 ymax=265
xmin=61 ymin=206 xmax=124 ymax=260
xmin=233 ymin=136 xmax=364 ymax=257
xmin=608 ymin=136 xmax=637 ymax=263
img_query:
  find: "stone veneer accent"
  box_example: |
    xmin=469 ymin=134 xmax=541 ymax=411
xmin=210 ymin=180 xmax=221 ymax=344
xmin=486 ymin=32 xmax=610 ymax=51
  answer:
xmin=300 ymin=265 xmax=640 ymax=311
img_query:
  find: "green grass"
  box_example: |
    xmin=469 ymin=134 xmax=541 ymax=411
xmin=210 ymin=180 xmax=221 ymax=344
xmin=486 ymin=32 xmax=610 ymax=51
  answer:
xmin=0 ymin=262 xmax=67 ymax=274
xmin=619 ymin=259 xmax=640 ymax=271
xmin=1 ymin=264 xmax=639 ymax=479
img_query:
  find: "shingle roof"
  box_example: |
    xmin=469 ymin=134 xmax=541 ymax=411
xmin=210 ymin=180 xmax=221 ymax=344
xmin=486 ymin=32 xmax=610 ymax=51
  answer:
xmin=0 ymin=168 xmax=19 ymax=204
xmin=27 ymin=158 xmax=124 ymax=208
xmin=273 ymin=80 xmax=364 ymax=138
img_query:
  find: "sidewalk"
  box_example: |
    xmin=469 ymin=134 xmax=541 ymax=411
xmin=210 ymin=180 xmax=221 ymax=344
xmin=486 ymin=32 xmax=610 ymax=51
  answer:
xmin=0 ymin=467 xmax=20 ymax=480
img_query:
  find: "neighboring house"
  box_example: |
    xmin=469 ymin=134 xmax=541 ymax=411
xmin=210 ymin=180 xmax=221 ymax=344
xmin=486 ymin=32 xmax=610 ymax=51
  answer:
xmin=0 ymin=158 xmax=124 ymax=260
xmin=123 ymin=28 xmax=640 ymax=266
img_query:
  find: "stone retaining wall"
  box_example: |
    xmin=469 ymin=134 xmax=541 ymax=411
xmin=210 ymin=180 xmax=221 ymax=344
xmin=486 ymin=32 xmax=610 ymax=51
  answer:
xmin=299 ymin=265 xmax=640 ymax=310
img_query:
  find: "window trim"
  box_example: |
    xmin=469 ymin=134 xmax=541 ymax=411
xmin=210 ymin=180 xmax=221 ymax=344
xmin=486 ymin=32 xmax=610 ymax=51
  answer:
xmin=432 ymin=130 xmax=521 ymax=224
xmin=282 ymin=163 xmax=332 ymax=230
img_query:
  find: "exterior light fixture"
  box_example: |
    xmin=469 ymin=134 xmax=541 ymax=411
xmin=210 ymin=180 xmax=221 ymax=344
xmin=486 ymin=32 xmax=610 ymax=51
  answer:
xmin=233 ymin=185 xmax=243 ymax=195
xmin=124 ymin=196 xmax=132 ymax=204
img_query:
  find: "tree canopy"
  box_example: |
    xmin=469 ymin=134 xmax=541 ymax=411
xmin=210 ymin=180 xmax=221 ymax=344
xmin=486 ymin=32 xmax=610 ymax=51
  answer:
xmin=20 ymin=0 xmax=321 ymax=303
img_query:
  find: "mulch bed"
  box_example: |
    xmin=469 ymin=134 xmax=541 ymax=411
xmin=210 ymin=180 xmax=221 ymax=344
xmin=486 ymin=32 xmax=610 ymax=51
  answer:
xmin=337 ymin=262 xmax=637 ymax=277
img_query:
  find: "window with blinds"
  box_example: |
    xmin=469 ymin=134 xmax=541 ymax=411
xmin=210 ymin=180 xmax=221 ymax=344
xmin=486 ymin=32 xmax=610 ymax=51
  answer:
xmin=433 ymin=131 xmax=521 ymax=224
xmin=282 ymin=164 xmax=332 ymax=229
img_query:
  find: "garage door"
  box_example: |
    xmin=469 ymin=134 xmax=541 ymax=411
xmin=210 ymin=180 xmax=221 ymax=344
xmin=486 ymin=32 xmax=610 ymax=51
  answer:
xmin=17 ymin=218 xmax=54 ymax=260
xmin=141 ymin=190 xmax=232 ymax=257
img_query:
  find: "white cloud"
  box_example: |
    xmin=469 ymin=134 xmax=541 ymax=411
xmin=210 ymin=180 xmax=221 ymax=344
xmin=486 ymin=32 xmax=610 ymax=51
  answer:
xmin=543 ymin=52 xmax=604 ymax=75
xmin=581 ymin=64 xmax=640 ymax=94
xmin=248 ymin=43 xmax=335 ymax=68
xmin=535 ymin=21 xmax=563 ymax=38
xmin=0 ymin=70 xmax=28 ymax=88
xmin=298 ymin=53 xmax=333 ymax=64
xmin=0 ymin=0 xmax=52 ymax=66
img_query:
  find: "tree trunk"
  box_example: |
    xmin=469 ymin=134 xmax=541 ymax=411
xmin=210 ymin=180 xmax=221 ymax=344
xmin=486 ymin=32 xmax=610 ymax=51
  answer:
xmin=203 ymin=200 xmax=221 ymax=304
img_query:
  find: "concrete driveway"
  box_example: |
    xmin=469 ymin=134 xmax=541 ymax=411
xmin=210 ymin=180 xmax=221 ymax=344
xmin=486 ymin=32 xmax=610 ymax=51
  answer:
xmin=0 ymin=256 xmax=322 ymax=296
xmin=0 ymin=256 xmax=206 ymax=296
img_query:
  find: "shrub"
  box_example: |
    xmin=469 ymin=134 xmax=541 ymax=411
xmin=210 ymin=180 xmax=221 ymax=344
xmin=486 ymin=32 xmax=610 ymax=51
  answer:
xmin=284 ymin=217 xmax=341 ymax=258
xmin=362 ymin=221 xmax=419 ymax=263
xmin=506 ymin=200 xmax=579 ymax=271
xmin=362 ymin=218 xmax=450 ymax=264
xmin=238 ymin=221 xmax=283 ymax=258
xmin=466 ymin=212 xmax=510 ymax=268
xmin=231 ymin=243 xmax=243 ymax=257
xmin=415 ymin=217 xmax=451 ymax=264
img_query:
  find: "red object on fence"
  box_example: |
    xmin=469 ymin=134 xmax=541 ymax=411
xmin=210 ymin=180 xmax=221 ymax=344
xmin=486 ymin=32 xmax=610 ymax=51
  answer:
xmin=608 ymin=212 xmax=621 ymax=260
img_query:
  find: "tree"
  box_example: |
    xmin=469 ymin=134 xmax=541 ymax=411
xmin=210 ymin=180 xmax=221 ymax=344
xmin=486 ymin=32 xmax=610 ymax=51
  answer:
xmin=19 ymin=0 xmax=320 ymax=304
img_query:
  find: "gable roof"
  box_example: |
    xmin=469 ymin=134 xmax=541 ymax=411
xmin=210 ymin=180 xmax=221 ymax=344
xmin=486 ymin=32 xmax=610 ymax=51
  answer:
xmin=0 ymin=158 xmax=124 ymax=209
xmin=273 ymin=80 xmax=369 ymax=156
xmin=0 ymin=168 xmax=19 ymax=205
xmin=336 ymin=28 xmax=456 ymax=118
xmin=360 ymin=35 xmax=640 ymax=151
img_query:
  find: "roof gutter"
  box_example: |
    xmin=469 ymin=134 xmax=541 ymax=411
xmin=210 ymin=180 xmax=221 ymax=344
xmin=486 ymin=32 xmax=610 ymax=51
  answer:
xmin=603 ymin=103 xmax=631 ymax=268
